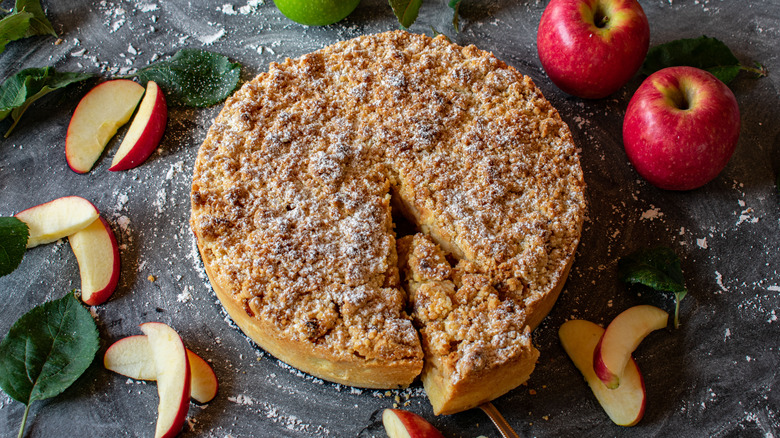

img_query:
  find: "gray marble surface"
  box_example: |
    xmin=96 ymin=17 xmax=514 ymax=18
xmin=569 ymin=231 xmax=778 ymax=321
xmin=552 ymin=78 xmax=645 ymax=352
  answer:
xmin=1 ymin=0 xmax=779 ymax=436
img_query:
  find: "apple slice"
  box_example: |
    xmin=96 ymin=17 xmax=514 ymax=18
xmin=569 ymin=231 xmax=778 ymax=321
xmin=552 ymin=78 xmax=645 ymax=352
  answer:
xmin=109 ymin=81 xmax=168 ymax=171
xmin=104 ymin=335 xmax=218 ymax=404
xmin=559 ymin=319 xmax=646 ymax=426
xmin=140 ymin=322 xmax=191 ymax=438
xmin=382 ymin=409 xmax=445 ymax=438
xmin=66 ymin=79 xmax=145 ymax=173
xmin=69 ymin=216 xmax=120 ymax=306
xmin=15 ymin=196 xmax=99 ymax=248
xmin=593 ymin=305 xmax=668 ymax=388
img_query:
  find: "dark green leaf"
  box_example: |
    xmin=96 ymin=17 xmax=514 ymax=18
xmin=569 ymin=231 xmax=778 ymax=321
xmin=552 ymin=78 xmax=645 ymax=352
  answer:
xmin=13 ymin=0 xmax=57 ymax=37
xmin=0 ymin=292 xmax=99 ymax=405
xmin=619 ymin=246 xmax=688 ymax=328
xmin=0 ymin=67 xmax=94 ymax=137
xmin=388 ymin=0 xmax=423 ymax=29
xmin=130 ymin=49 xmax=242 ymax=107
xmin=641 ymin=36 xmax=760 ymax=85
xmin=0 ymin=217 xmax=28 ymax=277
xmin=0 ymin=10 xmax=32 ymax=53
xmin=449 ymin=0 xmax=462 ymax=32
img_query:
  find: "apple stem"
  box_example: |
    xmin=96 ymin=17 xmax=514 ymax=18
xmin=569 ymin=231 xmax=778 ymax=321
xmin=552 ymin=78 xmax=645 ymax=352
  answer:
xmin=674 ymin=295 xmax=681 ymax=329
xmin=741 ymin=62 xmax=768 ymax=79
xmin=17 ymin=403 xmax=30 ymax=438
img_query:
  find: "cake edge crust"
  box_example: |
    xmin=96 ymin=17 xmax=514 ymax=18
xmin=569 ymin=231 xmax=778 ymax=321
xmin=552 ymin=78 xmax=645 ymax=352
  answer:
xmin=197 ymin=239 xmax=424 ymax=389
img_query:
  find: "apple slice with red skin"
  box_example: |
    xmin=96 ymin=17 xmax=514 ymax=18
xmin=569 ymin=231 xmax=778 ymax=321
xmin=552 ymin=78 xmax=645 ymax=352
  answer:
xmin=68 ymin=216 xmax=120 ymax=306
xmin=109 ymin=81 xmax=168 ymax=171
xmin=559 ymin=319 xmax=646 ymax=426
xmin=623 ymin=66 xmax=741 ymax=190
xmin=382 ymin=409 xmax=445 ymax=438
xmin=537 ymin=0 xmax=650 ymax=99
xmin=139 ymin=322 xmax=191 ymax=438
xmin=15 ymin=196 xmax=99 ymax=248
xmin=593 ymin=305 xmax=667 ymax=389
xmin=104 ymin=335 xmax=218 ymax=404
xmin=66 ymin=79 xmax=144 ymax=173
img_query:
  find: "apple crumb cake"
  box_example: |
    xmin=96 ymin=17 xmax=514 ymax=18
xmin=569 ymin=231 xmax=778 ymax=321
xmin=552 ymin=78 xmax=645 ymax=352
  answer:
xmin=190 ymin=30 xmax=586 ymax=415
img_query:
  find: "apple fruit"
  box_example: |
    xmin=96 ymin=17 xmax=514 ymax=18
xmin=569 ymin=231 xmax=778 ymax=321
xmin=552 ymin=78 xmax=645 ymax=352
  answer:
xmin=14 ymin=196 xmax=99 ymax=248
xmin=66 ymin=79 xmax=144 ymax=173
xmin=104 ymin=335 xmax=219 ymax=404
xmin=109 ymin=81 xmax=168 ymax=171
xmin=537 ymin=0 xmax=649 ymax=99
xmin=139 ymin=322 xmax=191 ymax=438
xmin=273 ymin=0 xmax=360 ymax=26
xmin=623 ymin=66 xmax=741 ymax=190
xmin=382 ymin=409 xmax=445 ymax=438
xmin=593 ymin=305 xmax=667 ymax=389
xmin=559 ymin=319 xmax=646 ymax=426
xmin=69 ymin=216 xmax=120 ymax=306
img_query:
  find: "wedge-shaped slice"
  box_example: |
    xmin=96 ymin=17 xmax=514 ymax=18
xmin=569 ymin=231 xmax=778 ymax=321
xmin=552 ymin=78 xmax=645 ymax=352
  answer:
xmin=139 ymin=322 xmax=191 ymax=438
xmin=104 ymin=335 xmax=218 ymax=403
xmin=560 ymin=319 xmax=646 ymax=426
xmin=382 ymin=409 xmax=445 ymax=438
xmin=69 ymin=217 xmax=120 ymax=306
xmin=593 ymin=305 xmax=667 ymax=389
xmin=66 ymin=79 xmax=144 ymax=173
xmin=110 ymin=81 xmax=168 ymax=171
xmin=15 ymin=196 xmax=99 ymax=248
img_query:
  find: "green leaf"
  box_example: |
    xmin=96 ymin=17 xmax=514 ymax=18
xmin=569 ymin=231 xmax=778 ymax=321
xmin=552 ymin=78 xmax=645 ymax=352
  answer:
xmin=618 ymin=246 xmax=688 ymax=328
xmin=0 ymin=67 xmax=94 ymax=137
xmin=449 ymin=0 xmax=462 ymax=32
xmin=129 ymin=49 xmax=242 ymax=107
xmin=641 ymin=36 xmax=766 ymax=85
xmin=13 ymin=0 xmax=57 ymax=37
xmin=0 ymin=10 xmax=33 ymax=54
xmin=0 ymin=292 xmax=99 ymax=436
xmin=0 ymin=217 xmax=28 ymax=277
xmin=388 ymin=0 xmax=423 ymax=29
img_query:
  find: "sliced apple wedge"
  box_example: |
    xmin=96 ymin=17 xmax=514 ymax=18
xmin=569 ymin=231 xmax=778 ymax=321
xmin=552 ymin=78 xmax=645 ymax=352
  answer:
xmin=69 ymin=216 xmax=120 ymax=306
xmin=139 ymin=322 xmax=191 ymax=438
xmin=593 ymin=305 xmax=668 ymax=389
xmin=15 ymin=196 xmax=99 ymax=248
xmin=66 ymin=79 xmax=144 ymax=173
xmin=109 ymin=81 xmax=168 ymax=171
xmin=560 ymin=319 xmax=646 ymax=426
xmin=104 ymin=335 xmax=218 ymax=404
xmin=382 ymin=409 xmax=445 ymax=438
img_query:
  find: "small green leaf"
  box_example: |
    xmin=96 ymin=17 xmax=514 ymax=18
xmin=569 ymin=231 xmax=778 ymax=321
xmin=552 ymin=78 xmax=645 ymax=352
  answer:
xmin=449 ymin=0 xmax=462 ymax=32
xmin=0 ymin=292 xmax=99 ymax=436
xmin=129 ymin=49 xmax=242 ymax=107
xmin=618 ymin=246 xmax=688 ymax=328
xmin=0 ymin=67 xmax=94 ymax=137
xmin=0 ymin=10 xmax=33 ymax=53
xmin=641 ymin=36 xmax=766 ymax=85
xmin=0 ymin=217 xmax=28 ymax=277
xmin=13 ymin=0 xmax=57 ymax=37
xmin=388 ymin=0 xmax=423 ymax=29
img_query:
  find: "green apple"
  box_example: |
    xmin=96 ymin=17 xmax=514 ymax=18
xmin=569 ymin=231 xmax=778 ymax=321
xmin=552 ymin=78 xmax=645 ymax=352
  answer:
xmin=273 ymin=0 xmax=360 ymax=26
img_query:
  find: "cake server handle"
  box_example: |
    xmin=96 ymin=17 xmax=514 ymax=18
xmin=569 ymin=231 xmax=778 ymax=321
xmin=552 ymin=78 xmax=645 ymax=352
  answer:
xmin=479 ymin=402 xmax=521 ymax=438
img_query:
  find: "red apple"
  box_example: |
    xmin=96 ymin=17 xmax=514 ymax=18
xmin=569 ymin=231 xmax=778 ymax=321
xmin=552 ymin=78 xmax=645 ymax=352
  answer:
xmin=66 ymin=79 xmax=144 ymax=173
xmin=559 ymin=319 xmax=646 ymax=426
xmin=104 ymin=335 xmax=219 ymax=404
xmin=14 ymin=196 xmax=99 ymax=248
xmin=623 ymin=66 xmax=741 ymax=190
xmin=109 ymin=81 xmax=168 ymax=171
xmin=139 ymin=322 xmax=191 ymax=438
xmin=537 ymin=0 xmax=649 ymax=99
xmin=382 ymin=409 xmax=445 ymax=438
xmin=593 ymin=305 xmax=667 ymax=389
xmin=69 ymin=216 xmax=120 ymax=306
